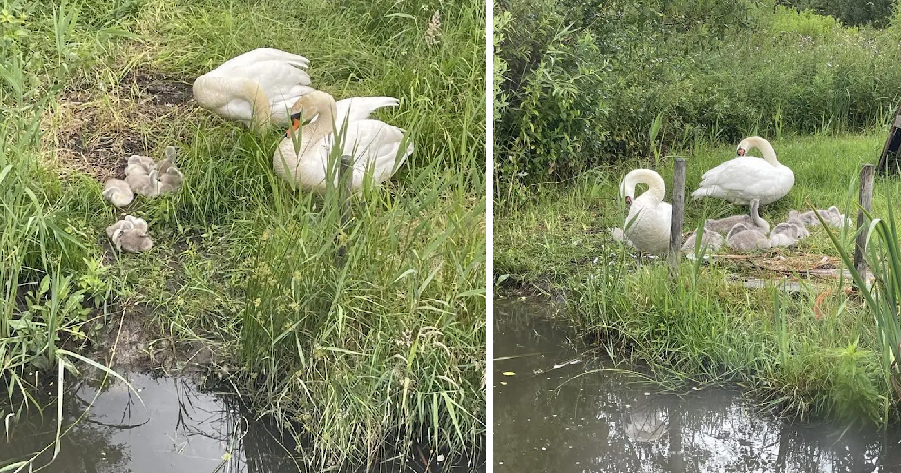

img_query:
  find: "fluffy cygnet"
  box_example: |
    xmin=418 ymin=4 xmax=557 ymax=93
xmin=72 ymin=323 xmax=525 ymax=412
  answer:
xmin=788 ymin=206 xmax=850 ymax=228
xmin=681 ymin=227 xmax=724 ymax=254
xmin=769 ymin=221 xmax=810 ymax=247
xmin=102 ymin=179 xmax=134 ymax=207
xmin=726 ymin=222 xmax=771 ymax=253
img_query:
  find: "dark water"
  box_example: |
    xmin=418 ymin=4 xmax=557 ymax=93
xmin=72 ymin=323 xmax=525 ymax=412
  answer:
xmin=494 ymin=298 xmax=901 ymax=473
xmin=1 ymin=372 xmax=479 ymax=472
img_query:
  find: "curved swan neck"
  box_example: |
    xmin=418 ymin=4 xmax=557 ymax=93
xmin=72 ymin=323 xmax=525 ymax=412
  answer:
xmin=622 ymin=169 xmax=666 ymax=203
xmin=740 ymin=136 xmax=779 ymax=166
xmin=287 ymin=92 xmax=339 ymax=150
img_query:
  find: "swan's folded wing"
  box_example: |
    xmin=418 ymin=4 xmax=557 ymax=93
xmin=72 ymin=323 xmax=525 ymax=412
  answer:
xmin=344 ymin=120 xmax=410 ymax=184
xmin=214 ymin=48 xmax=309 ymax=72
xmin=335 ymin=97 xmax=399 ymax=126
xmin=696 ymin=156 xmax=782 ymax=194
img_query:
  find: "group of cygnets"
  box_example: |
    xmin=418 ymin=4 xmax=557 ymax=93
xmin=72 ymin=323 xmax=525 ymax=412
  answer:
xmin=611 ymin=135 xmax=850 ymax=257
xmin=101 ymin=146 xmax=183 ymax=252
xmin=680 ymin=200 xmax=848 ymax=255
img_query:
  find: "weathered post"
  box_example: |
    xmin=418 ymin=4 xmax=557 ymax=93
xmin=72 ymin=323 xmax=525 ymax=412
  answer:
xmin=853 ymin=164 xmax=875 ymax=283
xmin=669 ymin=158 xmax=687 ymax=280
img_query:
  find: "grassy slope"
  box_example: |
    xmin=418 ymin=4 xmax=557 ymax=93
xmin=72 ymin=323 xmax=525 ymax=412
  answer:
xmin=496 ymin=131 xmax=901 ymax=424
xmin=3 ymin=0 xmax=485 ymax=468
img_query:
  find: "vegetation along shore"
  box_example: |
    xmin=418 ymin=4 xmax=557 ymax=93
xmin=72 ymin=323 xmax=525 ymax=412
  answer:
xmin=2 ymin=0 xmax=486 ymax=469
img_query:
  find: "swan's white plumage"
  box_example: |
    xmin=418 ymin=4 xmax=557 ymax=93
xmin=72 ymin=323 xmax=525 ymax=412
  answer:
xmin=692 ymin=136 xmax=793 ymax=205
xmin=619 ymin=169 xmax=671 ymax=255
xmin=273 ymin=91 xmax=412 ymax=193
xmin=193 ymin=48 xmax=314 ymax=128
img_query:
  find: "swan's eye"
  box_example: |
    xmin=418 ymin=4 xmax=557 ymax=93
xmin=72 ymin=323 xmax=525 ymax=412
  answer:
xmin=737 ymin=148 xmax=746 ymax=156
xmin=625 ymin=196 xmax=633 ymax=205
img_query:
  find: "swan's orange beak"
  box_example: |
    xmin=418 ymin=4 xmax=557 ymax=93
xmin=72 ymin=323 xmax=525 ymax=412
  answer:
xmin=625 ymin=196 xmax=633 ymax=205
xmin=285 ymin=112 xmax=302 ymax=137
xmin=737 ymin=147 xmax=746 ymax=156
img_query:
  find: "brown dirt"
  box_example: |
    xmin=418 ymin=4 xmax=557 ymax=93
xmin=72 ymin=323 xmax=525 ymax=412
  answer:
xmin=43 ymin=69 xmax=195 ymax=182
xmin=94 ymin=304 xmax=216 ymax=374
xmin=713 ymin=252 xmax=841 ymax=274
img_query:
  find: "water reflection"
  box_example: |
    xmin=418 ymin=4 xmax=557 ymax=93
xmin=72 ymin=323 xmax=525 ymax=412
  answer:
xmin=1 ymin=372 xmax=480 ymax=472
xmin=494 ymin=298 xmax=901 ymax=473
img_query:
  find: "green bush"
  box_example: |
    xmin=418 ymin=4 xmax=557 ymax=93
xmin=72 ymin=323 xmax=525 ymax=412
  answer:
xmin=495 ymin=0 xmax=901 ymax=187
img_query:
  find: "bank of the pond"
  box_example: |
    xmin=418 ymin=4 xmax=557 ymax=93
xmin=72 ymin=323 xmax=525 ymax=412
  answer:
xmin=494 ymin=297 xmax=901 ymax=472
xmin=1 ymin=0 xmax=485 ymax=468
xmin=495 ymin=132 xmax=901 ymax=426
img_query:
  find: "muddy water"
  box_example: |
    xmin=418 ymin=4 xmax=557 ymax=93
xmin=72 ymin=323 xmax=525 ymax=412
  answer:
xmin=494 ymin=298 xmax=901 ymax=473
xmin=1 ymin=373 xmax=477 ymax=472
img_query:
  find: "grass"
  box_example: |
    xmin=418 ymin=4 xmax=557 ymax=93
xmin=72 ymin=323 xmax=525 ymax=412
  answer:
xmin=495 ymin=130 xmax=901 ymax=425
xmin=1 ymin=0 xmax=485 ymax=469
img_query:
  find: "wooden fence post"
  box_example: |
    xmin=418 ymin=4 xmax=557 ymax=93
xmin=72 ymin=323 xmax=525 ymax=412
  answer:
xmin=669 ymin=158 xmax=687 ymax=280
xmin=853 ymin=164 xmax=875 ymax=283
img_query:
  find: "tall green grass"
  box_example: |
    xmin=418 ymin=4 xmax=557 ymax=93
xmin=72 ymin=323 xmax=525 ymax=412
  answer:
xmin=2 ymin=0 xmax=485 ymax=468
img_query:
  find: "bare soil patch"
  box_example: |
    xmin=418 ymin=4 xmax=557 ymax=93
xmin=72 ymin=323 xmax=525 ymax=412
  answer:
xmin=43 ymin=70 xmax=196 ymax=182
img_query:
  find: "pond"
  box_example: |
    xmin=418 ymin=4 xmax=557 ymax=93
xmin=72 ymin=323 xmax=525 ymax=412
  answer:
xmin=1 ymin=371 xmax=478 ymax=472
xmin=494 ymin=298 xmax=901 ymax=473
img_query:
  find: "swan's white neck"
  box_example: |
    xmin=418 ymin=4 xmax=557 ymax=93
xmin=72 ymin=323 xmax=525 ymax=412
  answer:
xmin=287 ymin=92 xmax=338 ymax=146
xmin=621 ymin=169 xmax=666 ymax=203
xmin=740 ymin=136 xmax=779 ymax=166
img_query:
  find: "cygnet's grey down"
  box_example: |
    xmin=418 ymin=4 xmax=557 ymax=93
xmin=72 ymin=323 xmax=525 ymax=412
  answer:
xmin=124 ymin=153 xmax=159 ymax=196
xmin=769 ymin=221 xmax=810 ymax=247
xmin=105 ymin=215 xmax=153 ymax=253
xmin=158 ymin=166 xmax=184 ymax=193
xmin=726 ymin=222 xmax=771 ymax=253
xmin=125 ymin=154 xmax=156 ymax=176
xmin=788 ymin=206 xmax=849 ymax=228
xmin=704 ymin=198 xmax=770 ymax=234
xmin=681 ymin=227 xmax=724 ymax=254
xmin=154 ymin=146 xmax=184 ymax=193
xmin=126 ymin=168 xmax=160 ymax=197
xmin=124 ymin=215 xmax=148 ymax=232
xmin=102 ymin=179 xmax=134 ymax=207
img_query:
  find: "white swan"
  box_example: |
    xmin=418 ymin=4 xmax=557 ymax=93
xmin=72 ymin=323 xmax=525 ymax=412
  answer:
xmin=619 ymin=169 xmax=671 ymax=255
xmin=273 ymin=91 xmax=413 ymax=193
xmin=692 ymin=136 xmax=794 ymax=205
xmin=193 ymin=48 xmax=314 ymax=129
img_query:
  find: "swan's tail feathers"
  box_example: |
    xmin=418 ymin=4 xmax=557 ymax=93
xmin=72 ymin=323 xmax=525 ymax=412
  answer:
xmin=336 ymin=97 xmax=400 ymax=124
xmin=690 ymin=187 xmax=710 ymax=200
